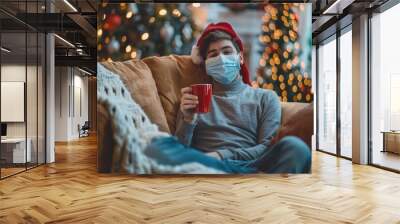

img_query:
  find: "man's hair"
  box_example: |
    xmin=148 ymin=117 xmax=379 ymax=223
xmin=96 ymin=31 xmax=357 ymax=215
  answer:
xmin=199 ymin=30 xmax=240 ymax=60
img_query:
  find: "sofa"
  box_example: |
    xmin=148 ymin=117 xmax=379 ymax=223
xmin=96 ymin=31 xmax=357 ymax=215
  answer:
xmin=97 ymin=55 xmax=313 ymax=173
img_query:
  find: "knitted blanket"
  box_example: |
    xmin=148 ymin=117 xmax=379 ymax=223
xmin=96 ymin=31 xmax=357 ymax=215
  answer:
xmin=97 ymin=63 xmax=224 ymax=174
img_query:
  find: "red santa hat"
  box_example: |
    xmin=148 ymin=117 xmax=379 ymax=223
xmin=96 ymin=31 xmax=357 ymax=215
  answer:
xmin=191 ymin=22 xmax=251 ymax=86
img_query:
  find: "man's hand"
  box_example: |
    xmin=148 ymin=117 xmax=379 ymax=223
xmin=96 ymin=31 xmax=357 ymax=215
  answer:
xmin=180 ymin=87 xmax=198 ymax=123
xmin=206 ymin=152 xmax=221 ymax=160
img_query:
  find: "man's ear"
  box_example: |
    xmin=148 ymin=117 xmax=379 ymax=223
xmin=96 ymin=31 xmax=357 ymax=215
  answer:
xmin=239 ymin=52 xmax=244 ymax=65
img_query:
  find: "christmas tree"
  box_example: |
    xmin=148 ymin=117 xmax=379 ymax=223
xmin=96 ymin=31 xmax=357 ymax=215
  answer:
xmin=255 ymin=3 xmax=313 ymax=103
xmin=97 ymin=3 xmax=200 ymax=62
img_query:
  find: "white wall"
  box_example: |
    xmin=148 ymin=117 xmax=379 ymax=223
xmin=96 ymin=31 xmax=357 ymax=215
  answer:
xmin=54 ymin=67 xmax=89 ymax=141
xmin=55 ymin=66 xmax=69 ymax=141
xmin=1 ymin=65 xmax=36 ymax=138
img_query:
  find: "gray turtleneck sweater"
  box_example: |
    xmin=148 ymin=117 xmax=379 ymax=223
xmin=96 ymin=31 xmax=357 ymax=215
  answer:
xmin=174 ymin=77 xmax=281 ymax=161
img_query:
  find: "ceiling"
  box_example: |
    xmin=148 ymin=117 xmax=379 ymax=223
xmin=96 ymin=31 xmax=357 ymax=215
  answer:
xmin=311 ymin=0 xmax=391 ymax=43
xmin=0 ymin=0 xmax=96 ymax=74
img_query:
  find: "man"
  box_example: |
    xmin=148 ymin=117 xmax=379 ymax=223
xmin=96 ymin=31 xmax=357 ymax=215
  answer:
xmin=175 ymin=22 xmax=311 ymax=173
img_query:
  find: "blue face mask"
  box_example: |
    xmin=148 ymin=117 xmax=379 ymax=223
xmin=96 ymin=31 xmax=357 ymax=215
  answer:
xmin=205 ymin=54 xmax=241 ymax=85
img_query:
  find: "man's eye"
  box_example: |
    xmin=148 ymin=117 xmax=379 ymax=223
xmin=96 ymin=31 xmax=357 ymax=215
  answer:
xmin=223 ymin=51 xmax=233 ymax=55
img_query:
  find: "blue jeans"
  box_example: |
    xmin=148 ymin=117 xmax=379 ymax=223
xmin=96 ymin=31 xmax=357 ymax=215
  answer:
xmin=145 ymin=136 xmax=311 ymax=174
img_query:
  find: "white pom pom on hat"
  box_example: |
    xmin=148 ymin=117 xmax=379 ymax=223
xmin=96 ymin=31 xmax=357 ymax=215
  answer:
xmin=191 ymin=45 xmax=203 ymax=65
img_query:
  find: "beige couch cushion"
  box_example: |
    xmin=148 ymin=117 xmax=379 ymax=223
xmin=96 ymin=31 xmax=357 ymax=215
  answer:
xmin=97 ymin=102 xmax=113 ymax=173
xmin=100 ymin=60 xmax=170 ymax=133
xmin=274 ymin=102 xmax=313 ymax=147
xmin=143 ymin=55 xmax=211 ymax=133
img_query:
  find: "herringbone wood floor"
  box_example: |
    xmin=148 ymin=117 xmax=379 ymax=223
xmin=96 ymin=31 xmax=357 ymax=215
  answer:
xmin=1 ymin=135 xmax=400 ymax=224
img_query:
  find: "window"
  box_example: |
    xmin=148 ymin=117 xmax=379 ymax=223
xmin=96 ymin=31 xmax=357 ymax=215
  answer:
xmin=339 ymin=28 xmax=352 ymax=158
xmin=370 ymin=2 xmax=400 ymax=171
xmin=317 ymin=36 xmax=337 ymax=154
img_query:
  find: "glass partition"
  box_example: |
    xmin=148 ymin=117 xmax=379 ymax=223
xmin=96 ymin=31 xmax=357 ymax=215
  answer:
xmin=0 ymin=0 xmax=46 ymax=179
xmin=0 ymin=21 xmax=28 ymax=178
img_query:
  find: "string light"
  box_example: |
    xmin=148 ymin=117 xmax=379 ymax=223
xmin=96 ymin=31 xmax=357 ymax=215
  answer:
xmin=297 ymin=93 xmax=302 ymax=101
xmin=121 ymin=35 xmax=127 ymax=42
xmin=274 ymin=57 xmax=280 ymax=65
xmin=269 ymin=58 xmax=275 ymax=66
xmin=259 ymin=59 xmax=266 ymax=66
xmin=192 ymin=3 xmax=201 ymax=7
xmin=283 ymin=35 xmax=289 ymax=42
xmin=141 ymin=32 xmax=149 ymax=40
xmin=159 ymin=9 xmax=167 ymax=16
xmin=298 ymin=81 xmax=303 ymax=88
xmin=97 ymin=29 xmax=103 ymax=37
xmin=125 ymin=45 xmax=132 ymax=53
xmin=271 ymin=66 xmax=277 ymax=74
xmin=131 ymin=51 xmax=137 ymax=59
xmin=306 ymin=94 xmax=311 ymax=101
xmin=172 ymin=9 xmax=181 ymax=17
xmin=278 ymin=75 xmax=284 ymax=82
xmin=126 ymin=11 xmax=133 ymax=19
xmin=283 ymin=51 xmax=288 ymax=58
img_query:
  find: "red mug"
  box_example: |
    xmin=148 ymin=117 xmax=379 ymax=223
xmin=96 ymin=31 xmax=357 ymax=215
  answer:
xmin=191 ymin=84 xmax=212 ymax=113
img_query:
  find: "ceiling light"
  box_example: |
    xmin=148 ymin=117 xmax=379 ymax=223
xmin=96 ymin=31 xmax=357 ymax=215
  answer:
xmin=322 ymin=0 xmax=354 ymax=15
xmin=54 ymin=34 xmax=75 ymax=48
xmin=76 ymin=49 xmax=83 ymax=55
xmin=78 ymin=67 xmax=92 ymax=76
xmin=63 ymin=0 xmax=78 ymax=12
xmin=1 ymin=47 xmax=11 ymax=53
